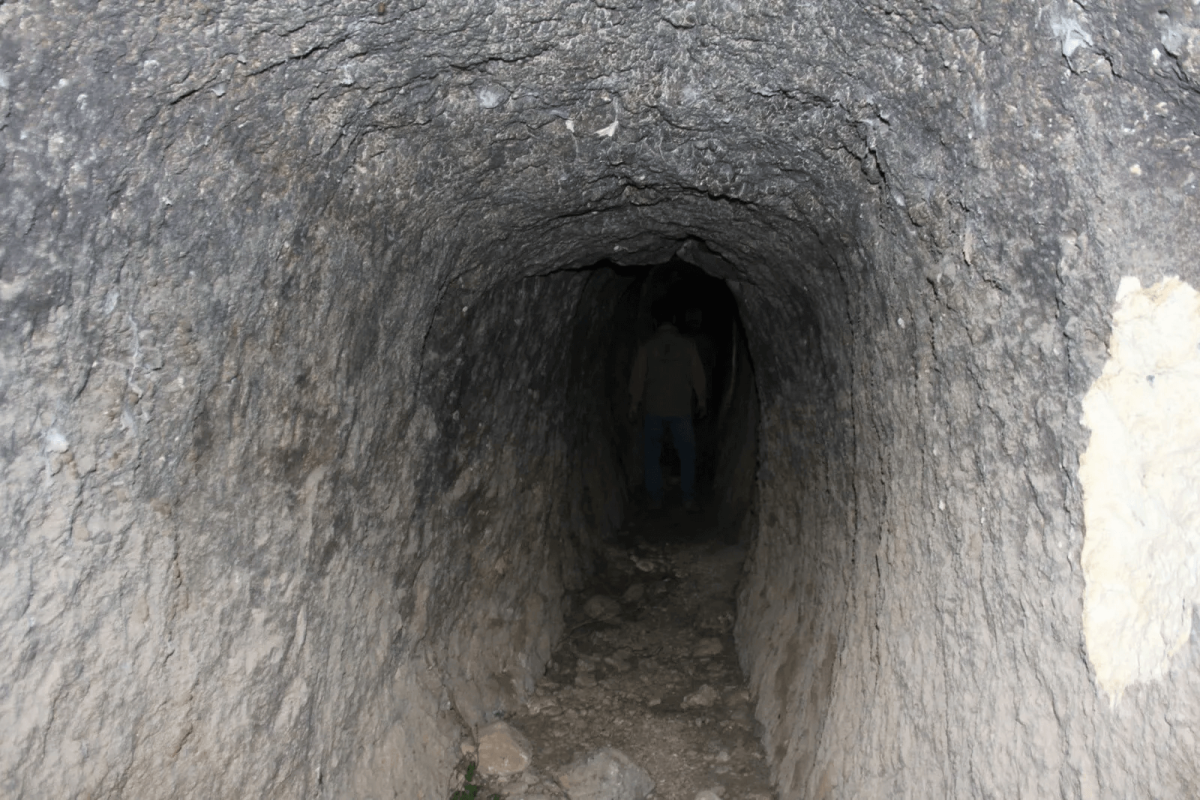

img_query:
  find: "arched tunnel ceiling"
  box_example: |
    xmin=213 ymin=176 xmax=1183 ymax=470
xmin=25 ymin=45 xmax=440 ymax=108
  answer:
xmin=8 ymin=1 xmax=947 ymax=275
xmin=11 ymin=0 xmax=1194 ymax=290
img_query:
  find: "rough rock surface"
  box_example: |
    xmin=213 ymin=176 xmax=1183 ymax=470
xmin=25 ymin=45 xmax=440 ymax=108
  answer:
xmin=555 ymin=748 xmax=655 ymax=800
xmin=583 ymin=595 xmax=623 ymax=622
xmin=3 ymin=0 xmax=1200 ymax=798
xmin=1079 ymin=275 xmax=1200 ymax=703
xmin=479 ymin=506 xmax=775 ymax=800
xmin=478 ymin=722 xmax=534 ymax=778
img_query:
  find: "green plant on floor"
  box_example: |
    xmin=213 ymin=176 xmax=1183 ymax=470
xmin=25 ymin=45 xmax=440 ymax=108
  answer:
xmin=450 ymin=762 xmax=500 ymax=800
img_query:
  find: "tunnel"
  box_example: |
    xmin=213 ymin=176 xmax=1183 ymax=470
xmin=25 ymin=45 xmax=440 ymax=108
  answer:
xmin=3 ymin=1 xmax=1200 ymax=798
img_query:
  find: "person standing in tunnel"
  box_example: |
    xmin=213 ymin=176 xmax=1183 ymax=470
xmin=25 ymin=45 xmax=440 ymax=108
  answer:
xmin=628 ymin=296 xmax=708 ymax=512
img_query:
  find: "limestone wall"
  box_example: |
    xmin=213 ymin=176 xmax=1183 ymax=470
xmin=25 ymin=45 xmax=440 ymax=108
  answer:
xmin=3 ymin=0 xmax=1199 ymax=797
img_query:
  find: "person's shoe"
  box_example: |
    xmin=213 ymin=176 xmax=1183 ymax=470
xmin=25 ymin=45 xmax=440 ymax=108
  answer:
xmin=683 ymin=498 xmax=699 ymax=513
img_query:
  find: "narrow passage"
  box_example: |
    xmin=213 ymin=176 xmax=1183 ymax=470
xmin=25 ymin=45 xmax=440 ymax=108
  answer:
xmin=451 ymin=500 xmax=775 ymax=800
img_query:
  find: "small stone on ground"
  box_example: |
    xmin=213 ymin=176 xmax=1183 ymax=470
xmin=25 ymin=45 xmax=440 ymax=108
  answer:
xmin=584 ymin=595 xmax=622 ymax=621
xmin=478 ymin=721 xmax=533 ymax=776
xmin=457 ymin=500 xmax=776 ymax=799
xmin=555 ymin=747 xmax=655 ymax=800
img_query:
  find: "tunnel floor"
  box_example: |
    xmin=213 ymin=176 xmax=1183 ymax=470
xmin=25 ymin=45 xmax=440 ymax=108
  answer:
xmin=450 ymin=493 xmax=775 ymax=800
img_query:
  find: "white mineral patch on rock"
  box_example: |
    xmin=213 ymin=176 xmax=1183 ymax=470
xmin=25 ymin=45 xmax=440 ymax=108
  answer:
xmin=594 ymin=119 xmax=618 ymax=138
xmin=476 ymin=84 xmax=510 ymax=109
xmin=1080 ymin=275 xmax=1200 ymax=703
xmin=477 ymin=721 xmax=532 ymax=776
xmin=1051 ymin=16 xmax=1093 ymax=57
xmin=43 ymin=428 xmax=69 ymax=453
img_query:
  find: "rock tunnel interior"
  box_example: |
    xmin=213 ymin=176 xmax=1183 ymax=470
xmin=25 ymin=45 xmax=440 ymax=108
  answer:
xmin=312 ymin=203 xmax=858 ymax=798
xmin=531 ymin=256 xmax=757 ymax=527
xmin=5 ymin=2 xmax=1200 ymax=798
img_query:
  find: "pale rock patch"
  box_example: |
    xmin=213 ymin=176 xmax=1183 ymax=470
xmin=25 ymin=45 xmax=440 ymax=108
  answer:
xmin=477 ymin=721 xmax=533 ymax=777
xmin=681 ymin=683 xmax=719 ymax=709
xmin=584 ymin=595 xmax=622 ymax=621
xmin=554 ymin=747 xmax=655 ymax=800
xmin=1080 ymin=275 xmax=1200 ymax=702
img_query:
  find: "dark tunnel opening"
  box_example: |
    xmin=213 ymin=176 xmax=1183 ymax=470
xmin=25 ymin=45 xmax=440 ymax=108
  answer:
xmin=402 ymin=217 xmax=865 ymax=799
xmin=420 ymin=248 xmax=763 ymax=548
xmin=412 ymin=244 xmax=772 ymax=738
xmin=423 ymin=249 xmax=779 ymax=796
xmin=597 ymin=257 xmax=761 ymax=541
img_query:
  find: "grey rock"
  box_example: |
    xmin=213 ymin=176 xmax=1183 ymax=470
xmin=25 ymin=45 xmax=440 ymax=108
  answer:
xmin=583 ymin=595 xmax=622 ymax=621
xmin=681 ymin=684 xmax=719 ymax=709
xmin=554 ymin=748 xmax=655 ymax=800
xmin=620 ymin=583 xmax=646 ymax=604
xmin=475 ymin=83 xmax=510 ymax=110
xmin=2 ymin=0 xmax=1198 ymax=798
xmin=477 ymin=721 xmax=533 ymax=777
xmin=603 ymin=649 xmax=633 ymax=672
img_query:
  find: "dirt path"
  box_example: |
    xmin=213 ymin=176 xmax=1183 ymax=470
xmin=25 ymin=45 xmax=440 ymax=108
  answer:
xmin=454 ymin=500 xmax=777 ymax=800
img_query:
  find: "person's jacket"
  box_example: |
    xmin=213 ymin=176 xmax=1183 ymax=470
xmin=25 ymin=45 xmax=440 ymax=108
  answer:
xmin=629 ymin=323 xmax=707 ymax=418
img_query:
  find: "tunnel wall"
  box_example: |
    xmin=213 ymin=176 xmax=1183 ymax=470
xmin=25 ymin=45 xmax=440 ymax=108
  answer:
xmin=4 ymin=1 xmax=1200 ymax=798
xmin=728 ymin=1 xmax=1200 ymax=795
xmin=712 ymin=321 xmax=759 ymax=544
xmin=0 ymin=135 xmax=629 ymax=798
xmin=0 ymin=6 xmax=634 ymax=795
xmin=422 ymin=271 xmax=633 ymax=733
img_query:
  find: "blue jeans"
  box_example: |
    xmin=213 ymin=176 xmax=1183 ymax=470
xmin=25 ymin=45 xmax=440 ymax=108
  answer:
xmin=643 ymin=415 xmax=696 ymax=504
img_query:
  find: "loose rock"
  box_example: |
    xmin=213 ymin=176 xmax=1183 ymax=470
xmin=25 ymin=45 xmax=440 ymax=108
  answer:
xmin=511 ymin=521 xmax=776 ymax=800
xmin=584 ymin=595 xmax=622 ymax=621
xmin=554 ymin=747 xmax=655 ymax=800
xmin=621 ymin=583 xmax=646 ymax=604
xmin=477 ymin=721 xmax=533 ymax=777
xmin=681 ymin=684 xmax=719 ymax=709
xmin=603 ymin=649 xmax=633 ymax=672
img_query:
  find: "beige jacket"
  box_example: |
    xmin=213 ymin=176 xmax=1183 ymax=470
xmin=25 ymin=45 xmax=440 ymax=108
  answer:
xmin=629 ymin=324 xmax=707 ymax=418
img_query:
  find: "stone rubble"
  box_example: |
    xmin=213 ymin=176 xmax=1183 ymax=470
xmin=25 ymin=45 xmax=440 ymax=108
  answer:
xmin=583 ymin=595 xmax=623 ymax=622
xmin=478 ymin=722 xmax=534 ymax=777
xmin=555 ymin=747 xmax=655 ymax=800
xmin=452 ymin=502 xmax=776 ymax=800
xmin=680 ymin=685 xmax=719 ymax=710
